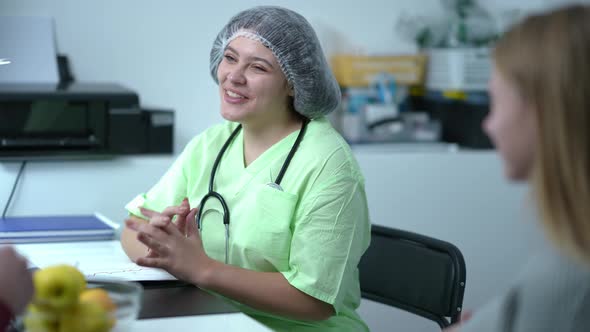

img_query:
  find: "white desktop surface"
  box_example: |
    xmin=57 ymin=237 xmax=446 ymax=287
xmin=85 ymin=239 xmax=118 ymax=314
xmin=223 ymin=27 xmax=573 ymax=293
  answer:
xmin=130 ymin=313 xmax=272 ymax=331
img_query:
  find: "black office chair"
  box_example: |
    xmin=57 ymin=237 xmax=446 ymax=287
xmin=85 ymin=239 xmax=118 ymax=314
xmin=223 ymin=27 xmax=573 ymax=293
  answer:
xmin=359 ymin=225 xmax=466 ymax=329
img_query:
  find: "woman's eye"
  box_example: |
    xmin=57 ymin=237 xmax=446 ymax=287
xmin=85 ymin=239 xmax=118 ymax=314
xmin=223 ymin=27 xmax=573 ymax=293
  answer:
xmin=224 ymin=54 xmax=236 ymax=62
xmin=252 ymin=65 xmax=267 ymax=72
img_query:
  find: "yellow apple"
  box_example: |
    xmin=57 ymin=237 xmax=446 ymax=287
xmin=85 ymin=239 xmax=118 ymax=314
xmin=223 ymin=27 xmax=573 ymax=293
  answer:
xmin=33 ymin=264 xmax=86 ymax=311
xmin=23 ymin=304 xmax=60 ymax=332
xmin=79 ymin=288 xmax=116 ymax=312
xmin=79 ymin=288 xmax=117 ymax=329
xmin=59 ymin=301 xmax=111 ymax=332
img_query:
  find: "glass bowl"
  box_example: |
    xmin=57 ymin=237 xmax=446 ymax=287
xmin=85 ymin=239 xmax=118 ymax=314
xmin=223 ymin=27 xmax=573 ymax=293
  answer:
xmin=15 ymin=278 xmax=143 ymax=332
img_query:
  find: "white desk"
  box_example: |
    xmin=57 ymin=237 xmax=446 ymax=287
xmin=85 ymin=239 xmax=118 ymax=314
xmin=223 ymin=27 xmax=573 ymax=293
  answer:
xmin=130 ymin=313 xmax=272 ymax=331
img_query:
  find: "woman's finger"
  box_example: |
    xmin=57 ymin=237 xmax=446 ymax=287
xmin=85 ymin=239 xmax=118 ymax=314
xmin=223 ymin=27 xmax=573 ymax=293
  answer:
xmin=149 ymin=214 xmax=173 ymax=229
xmin=186 ymin=207 xmax=199 ymax=236
xmin=129 ymin=219 xmax=170 ymax=242
xmin=146 ymin=249 xmax=160 ymax=258
xmin=173 ymin=198 xmax=192 ymax=235
xmin=145 ymin=215 xmax=183 ymax=238
xmin=138 ymin=207 xmax=160 ymax=219
xmin=161 ymin=218 xmax=184 ymax=238
xmin=125 ymin=218 xmax=143 ymax=232
xmin=137 ymin=232 xmax=169 ymax=256
xmin=144 ymin=223 xmax=172 ymax=242
xmin=161 ymin=205 xmax=189 ymax=218
xmin=176 ymin=207 xmax=192 ymax=235
xmin=136 ymin=256 xmax=167 ymax=269
xmin=181 ymin=197 xmax=190 ymax=208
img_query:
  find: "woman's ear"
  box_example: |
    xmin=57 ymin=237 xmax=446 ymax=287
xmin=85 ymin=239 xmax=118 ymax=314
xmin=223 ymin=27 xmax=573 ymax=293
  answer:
xmin=287 ymin=83 xmax=294 ymax=97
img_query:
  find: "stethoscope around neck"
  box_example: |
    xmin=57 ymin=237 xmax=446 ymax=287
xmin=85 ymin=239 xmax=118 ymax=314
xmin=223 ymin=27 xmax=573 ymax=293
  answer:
xmin=195 ymin=119 xmax=309 ymax=264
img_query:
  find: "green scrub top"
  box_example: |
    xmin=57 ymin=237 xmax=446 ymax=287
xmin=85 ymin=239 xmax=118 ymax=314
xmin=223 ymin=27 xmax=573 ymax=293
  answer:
xmin=126 ymin=117 xmax=371 ymax=331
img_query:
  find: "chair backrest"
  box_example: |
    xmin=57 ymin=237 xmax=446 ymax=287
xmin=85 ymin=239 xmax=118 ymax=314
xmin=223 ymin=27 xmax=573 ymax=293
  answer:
xmin=359 ymin=225 xmax=466 ymax=329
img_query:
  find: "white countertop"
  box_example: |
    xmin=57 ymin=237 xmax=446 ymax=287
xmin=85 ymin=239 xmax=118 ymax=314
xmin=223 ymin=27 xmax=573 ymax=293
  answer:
xmin=130 ymin=313 xmax=272 ymax=332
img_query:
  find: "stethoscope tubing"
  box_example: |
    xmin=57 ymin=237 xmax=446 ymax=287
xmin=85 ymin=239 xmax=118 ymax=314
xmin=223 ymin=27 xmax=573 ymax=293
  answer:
xmin=195 ymin=119 xmax=309 ymax=264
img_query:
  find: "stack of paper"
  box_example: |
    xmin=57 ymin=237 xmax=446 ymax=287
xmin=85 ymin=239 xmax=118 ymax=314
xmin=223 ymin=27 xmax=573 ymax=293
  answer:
xmin=15 ymin=240 xmax=176 ymax=282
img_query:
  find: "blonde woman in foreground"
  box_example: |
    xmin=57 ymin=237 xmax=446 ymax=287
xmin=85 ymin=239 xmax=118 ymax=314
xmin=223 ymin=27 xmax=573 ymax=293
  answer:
xmin=446 ymin=4 xmax=590 ymax=332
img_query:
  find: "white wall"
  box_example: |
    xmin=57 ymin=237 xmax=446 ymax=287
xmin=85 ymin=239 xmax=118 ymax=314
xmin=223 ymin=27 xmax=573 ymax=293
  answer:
xmin=0 ymin=0 xmax=579 ymax=331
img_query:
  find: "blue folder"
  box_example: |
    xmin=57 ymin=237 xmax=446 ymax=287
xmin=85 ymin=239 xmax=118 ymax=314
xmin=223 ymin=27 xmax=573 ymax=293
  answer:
xmin=0 ymin=214 xmax=116 ymax=243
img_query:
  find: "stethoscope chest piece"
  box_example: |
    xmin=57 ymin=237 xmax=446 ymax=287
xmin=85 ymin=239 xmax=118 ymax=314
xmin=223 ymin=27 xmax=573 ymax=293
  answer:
xmin=266 ymin=182 xmax=284 ymax=191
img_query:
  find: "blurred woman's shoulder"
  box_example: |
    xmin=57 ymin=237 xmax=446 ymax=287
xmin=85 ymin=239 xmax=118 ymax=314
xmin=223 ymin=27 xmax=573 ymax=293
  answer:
xmin=462 ymin=247 xmax=590 ymax=332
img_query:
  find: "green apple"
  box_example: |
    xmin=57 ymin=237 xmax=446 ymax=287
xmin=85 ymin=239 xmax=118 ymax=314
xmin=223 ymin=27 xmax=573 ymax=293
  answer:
xmin=33 ymin=264 xmax=86 ymax=311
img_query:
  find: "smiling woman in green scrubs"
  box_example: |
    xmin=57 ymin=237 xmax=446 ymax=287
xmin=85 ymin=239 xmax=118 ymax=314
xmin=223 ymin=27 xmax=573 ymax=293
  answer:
xmin=120 ymin=6 xmax=371 ymax=332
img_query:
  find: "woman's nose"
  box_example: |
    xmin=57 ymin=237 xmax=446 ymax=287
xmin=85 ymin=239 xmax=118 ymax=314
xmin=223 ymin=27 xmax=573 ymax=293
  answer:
xmin=228 ymin=70 xmax=246 ymax=85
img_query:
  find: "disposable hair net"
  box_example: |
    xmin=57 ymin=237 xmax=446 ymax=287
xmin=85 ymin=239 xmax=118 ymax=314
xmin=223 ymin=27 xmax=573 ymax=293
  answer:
xmin=210 ymin=6 xmax=341 ymax=119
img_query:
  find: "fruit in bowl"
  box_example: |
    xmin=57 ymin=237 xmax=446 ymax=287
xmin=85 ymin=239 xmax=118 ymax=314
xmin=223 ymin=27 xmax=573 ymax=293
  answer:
xmin=31 ymin=264 xmax=86 ymax=312
xmin=19 ymin=264 xmax=142 ymax=332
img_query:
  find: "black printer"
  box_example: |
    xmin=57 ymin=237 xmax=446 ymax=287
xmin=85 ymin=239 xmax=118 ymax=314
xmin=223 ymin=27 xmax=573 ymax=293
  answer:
xmin=0 ymin=83 xmax=173 ymax=160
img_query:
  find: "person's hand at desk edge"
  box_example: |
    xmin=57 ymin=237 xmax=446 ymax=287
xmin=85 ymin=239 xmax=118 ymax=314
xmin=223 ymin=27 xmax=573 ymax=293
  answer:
xmin=0 ymin=246 xmax=34 ymax=330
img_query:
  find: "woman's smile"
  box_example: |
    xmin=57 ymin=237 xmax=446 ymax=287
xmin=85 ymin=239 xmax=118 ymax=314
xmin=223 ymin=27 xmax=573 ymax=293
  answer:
xmin=223 ymin=88 xmax=249 ymax=104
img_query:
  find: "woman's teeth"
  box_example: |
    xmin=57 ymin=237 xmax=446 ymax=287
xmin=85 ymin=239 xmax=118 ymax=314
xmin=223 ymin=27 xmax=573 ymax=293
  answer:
xmin=227 ymin=90 xmax=244 ymax=98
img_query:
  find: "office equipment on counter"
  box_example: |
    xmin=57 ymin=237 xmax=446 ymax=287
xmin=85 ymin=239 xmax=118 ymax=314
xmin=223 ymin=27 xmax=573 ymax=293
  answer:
xmin=15 ymin=240 xmax=177 ymax=282
xmin=0 ymin=213 xmax=118 ymax=243
xmin=337 ymin=85 xmax=442 ymax=144
xmin=426 ymin=48 xmax=491 ymax=91
xmin=0 ymin=16 xmax=59 ymax=84
xmin=407 ymin=88 xmax=492 ymax=149
xmin=330 ymin=54 xmax=427 ymax=87
xmin=0 ymin=83 xmax=174 ymax=159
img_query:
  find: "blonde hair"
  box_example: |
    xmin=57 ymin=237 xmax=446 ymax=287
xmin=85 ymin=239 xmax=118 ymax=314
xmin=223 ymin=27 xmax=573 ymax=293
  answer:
xmin=494 ymin=5 xmax=590 ymax=263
